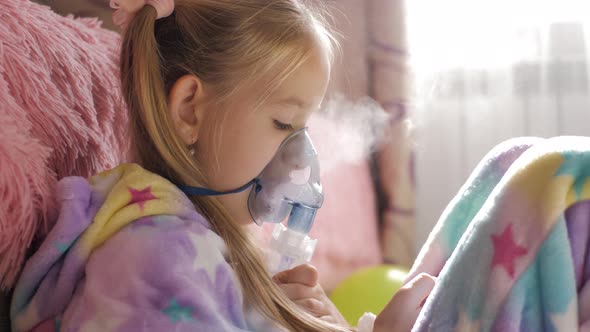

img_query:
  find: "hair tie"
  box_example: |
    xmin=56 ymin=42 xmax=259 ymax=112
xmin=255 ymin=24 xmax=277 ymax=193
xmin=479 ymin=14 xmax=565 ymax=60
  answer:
xmin=110 ymin=0 xmax=174 ymax=30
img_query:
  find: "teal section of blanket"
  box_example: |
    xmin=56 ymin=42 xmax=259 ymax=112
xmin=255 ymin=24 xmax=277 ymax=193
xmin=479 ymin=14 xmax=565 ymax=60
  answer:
xmin=444 ymin=167 xmax=505 ymax=251
xmin=490 ymin=216 xmax=576 ymax=332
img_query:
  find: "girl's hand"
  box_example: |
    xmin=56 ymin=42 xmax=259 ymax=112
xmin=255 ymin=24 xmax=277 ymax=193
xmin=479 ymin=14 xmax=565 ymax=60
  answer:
xmin=273 ymin=264 xmax=348 ymax=326
xmin=373 ymin=273 xmax=436 ymax=332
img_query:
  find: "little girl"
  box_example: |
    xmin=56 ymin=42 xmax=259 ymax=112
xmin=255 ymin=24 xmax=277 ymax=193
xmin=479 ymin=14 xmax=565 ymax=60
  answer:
xmin=11 ymin=0 xmax=434 ymax=331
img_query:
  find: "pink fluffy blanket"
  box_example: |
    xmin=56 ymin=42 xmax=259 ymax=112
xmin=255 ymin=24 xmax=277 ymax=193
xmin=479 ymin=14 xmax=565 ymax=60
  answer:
xmin=0 ymin=0 xmax=129 ymax=289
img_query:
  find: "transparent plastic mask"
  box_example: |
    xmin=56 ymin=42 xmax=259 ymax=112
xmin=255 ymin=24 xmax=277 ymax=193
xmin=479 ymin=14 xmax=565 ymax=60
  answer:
xmin=248 ymin=128 xmax=323 ymax=225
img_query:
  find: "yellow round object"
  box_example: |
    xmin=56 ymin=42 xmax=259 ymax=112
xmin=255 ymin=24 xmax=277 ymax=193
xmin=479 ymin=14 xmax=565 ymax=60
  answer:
xmin=329 ymin=265 xmax=409 ymax=326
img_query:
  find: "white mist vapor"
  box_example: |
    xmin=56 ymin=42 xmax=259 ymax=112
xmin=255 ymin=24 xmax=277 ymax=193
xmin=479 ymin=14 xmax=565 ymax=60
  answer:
xmin=309 ymin=94 xmax=392 ymax=175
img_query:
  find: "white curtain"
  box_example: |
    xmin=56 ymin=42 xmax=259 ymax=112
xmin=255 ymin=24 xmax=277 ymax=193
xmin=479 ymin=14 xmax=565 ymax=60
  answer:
xmin=407 ymin=0 xmax=590 ymax=248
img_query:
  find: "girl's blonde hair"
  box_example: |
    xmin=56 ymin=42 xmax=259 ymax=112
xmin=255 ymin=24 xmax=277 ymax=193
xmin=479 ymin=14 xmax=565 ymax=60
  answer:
xmin=119 ymin=0 xmax=351 ymax=331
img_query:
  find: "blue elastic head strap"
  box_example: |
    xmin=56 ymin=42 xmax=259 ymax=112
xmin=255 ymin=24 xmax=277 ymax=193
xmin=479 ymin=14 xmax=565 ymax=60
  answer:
xmin=178 ymin=178 xmax=259 ymax=197
xmin=174 ymin=128 xmax=321 ymax=228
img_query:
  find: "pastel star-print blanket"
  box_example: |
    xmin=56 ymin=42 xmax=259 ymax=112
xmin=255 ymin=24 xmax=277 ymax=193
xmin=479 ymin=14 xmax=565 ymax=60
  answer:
xmin=10 ymin=163 xmax=279 ymax=332
xmin=407 ymin=136 xmax=590 ymax=332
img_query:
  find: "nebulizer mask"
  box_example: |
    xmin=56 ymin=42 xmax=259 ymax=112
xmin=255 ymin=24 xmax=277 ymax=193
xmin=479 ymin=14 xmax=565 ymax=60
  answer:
xmin=178 ymin=128 xmax=323 ymax=274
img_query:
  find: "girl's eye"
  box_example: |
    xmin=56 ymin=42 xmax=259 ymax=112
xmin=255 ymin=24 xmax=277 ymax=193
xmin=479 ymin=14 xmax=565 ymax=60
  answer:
xmin=273 ymin=119 xmax=294 ymax=131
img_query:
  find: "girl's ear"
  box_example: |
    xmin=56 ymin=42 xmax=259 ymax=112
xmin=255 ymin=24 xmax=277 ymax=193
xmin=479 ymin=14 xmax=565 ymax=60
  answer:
xmin=168 ymin=74 xmax=209 ymax=145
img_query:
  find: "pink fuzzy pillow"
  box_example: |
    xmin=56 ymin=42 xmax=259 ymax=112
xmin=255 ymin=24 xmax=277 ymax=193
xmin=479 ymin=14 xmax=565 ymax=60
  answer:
xmin=0 ymin=0 xmax=128 ymax=289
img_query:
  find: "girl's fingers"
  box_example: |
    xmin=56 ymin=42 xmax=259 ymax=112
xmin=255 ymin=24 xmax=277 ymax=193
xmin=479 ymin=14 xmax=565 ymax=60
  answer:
xmin=276 ymin=282 xmax=319 ymax=301
xmin=374 ymin=273 xmax=436 ymax=332
xmin=272 ymin=264 xmax=319 ymax=287
xmin=294 ymin=298 xmax=328 ymax=316
xmin=399 ymin=272 xmax=436 ymax=308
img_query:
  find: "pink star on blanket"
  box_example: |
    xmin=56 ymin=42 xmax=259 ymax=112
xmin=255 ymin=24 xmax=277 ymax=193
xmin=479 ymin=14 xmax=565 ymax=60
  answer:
xmin=491 ymin=224 xmax=528 ymax=278
xmin=128 ymin=186 xmax=157 ymax=211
